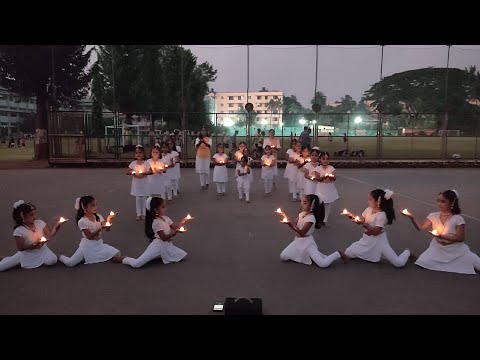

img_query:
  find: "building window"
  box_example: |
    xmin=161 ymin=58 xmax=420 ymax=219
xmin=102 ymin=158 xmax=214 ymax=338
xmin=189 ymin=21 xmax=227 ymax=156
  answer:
xmin=256 ymin=103 xmax=261 ymax=108
xmin=229 ymin=104 xmax=234 ymax=108
xmin=238 ymin=103 xmax=243 ymax=107
xmin=1 ymin=122 xmax=8 ymax=125
xmin=221 ymin=111 xmax=224 ymax=113
xmin=10 ymin=112 xmax=17 ymax=117
xmin=221 ymin=104 xmax=224 ymax=107
xmin=273 ymin=95 xmax=278 ymax=99
xmin=257 ymin=96 xmax=261 ymax=100
xmin=264 ymin=103 xmax=269 ymax=107
xmin=264 ymin=96 xmax=268 ymax=100
xmin=228 ymin=96 xmax=234 ymax=100
xmin=221 ymin=96 xmax=224 ymax=99
xmin=237 ymin=96 xmax=242 ymax=100
xmin=0 ymin=111 xmax=8 ymax=117
xmin=248 ymin=96 xmax=251 ymax=99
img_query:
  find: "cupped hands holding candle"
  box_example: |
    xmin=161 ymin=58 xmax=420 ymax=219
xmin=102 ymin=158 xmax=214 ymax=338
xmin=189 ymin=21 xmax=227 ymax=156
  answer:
xmin=401 ymin=209 xmax=412 ymax=217
xmin=352 ymin=216 xmax=363 ymax=224
xmin=340 ymin=209 xmax=353 ymax=218
xmin=281 ymin=217 xmax=289 ymax=224
xmin=178 ymin=226 xmax=187 ymax=233
xmin=275 ymin=208 xmax=287 ymax=219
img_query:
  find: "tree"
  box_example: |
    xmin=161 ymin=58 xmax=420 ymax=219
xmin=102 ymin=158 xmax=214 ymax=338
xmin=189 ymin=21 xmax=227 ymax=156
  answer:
xmin=364 ymin=67 xmax=480 ymax=130
xmin=310 ymin=91 xmax=327 ymax=107
xmin=335 ymin=94 xmax=357 ymax=113
xmin=283 ymin=95 xmax=308 ymax=127
xmin=90 ymin=63 xmax=105 ymax=137
xmin=0 ymin=45 xmax=92 ymax=159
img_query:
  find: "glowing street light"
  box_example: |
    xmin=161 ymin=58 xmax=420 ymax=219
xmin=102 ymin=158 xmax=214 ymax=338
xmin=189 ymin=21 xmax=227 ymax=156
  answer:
xmin=354 ymin=116 xmax=363 ymax=124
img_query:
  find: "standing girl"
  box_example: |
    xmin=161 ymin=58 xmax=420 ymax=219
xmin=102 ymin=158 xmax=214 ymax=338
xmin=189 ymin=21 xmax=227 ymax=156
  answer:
xmin=280 ymin=195 xmax=341 ymax=268
xmin=0 ymin=200 xmax=62 ymax=271
xmin=303 ymin=148 xmax=321 ymax=197
xmin=236 ymin=155 xmax=251 ymax=203
xmin=167 ymin=139 xmax=182 ymax=197
xmin=212 ymin=143 xmax=229 ymax=195
xmin=261 ymin=145 xmax=276 ymax=196
xmin=118 ymin=197 xmax=188 ymax=268
xmin=316 ymin=151 xmax=339 ymax=224
xmin=284 ymin=139 xmax=298 ymax=199
xmin=146 ymin=144 xmax=167 ymax=199
xmin=58 ymin=196 xmax=122 ymax=267
xmin=128 ymin=145 xmax=149 ymax=220
xmin=195 ymin=127 xmax=212 ymax=190
xmin=295 ymin=145 xmax=310 ymax=202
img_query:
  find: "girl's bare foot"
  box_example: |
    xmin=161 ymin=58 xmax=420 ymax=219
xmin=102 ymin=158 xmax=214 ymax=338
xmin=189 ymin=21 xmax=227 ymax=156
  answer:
xmin=112 ymin=256 xmax=125 ymax=263
xmin=338 ymin=251 xmax=349 ymax=264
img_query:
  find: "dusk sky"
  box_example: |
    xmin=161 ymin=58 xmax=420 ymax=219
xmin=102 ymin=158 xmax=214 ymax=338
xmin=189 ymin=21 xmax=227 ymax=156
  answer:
xmin=88 ymin=45 xmax=480 ymax=107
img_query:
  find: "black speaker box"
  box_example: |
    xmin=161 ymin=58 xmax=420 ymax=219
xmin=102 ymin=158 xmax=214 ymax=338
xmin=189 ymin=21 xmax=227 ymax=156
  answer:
xmin=224 ymin=297 xmax=263 ymax=315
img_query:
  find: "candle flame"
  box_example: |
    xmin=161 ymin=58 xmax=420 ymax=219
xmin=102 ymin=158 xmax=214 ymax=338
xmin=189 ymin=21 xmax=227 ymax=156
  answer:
xmin=282 ymin=217 xmax=288 ymax=223
xmin=105 ymin=222 xmax=111 ymax=227
xmin=59 ymin=217 xmax=66 ymax=223
xmin=40 ymin=236 xmax=47 ymax=242
xmin=402 ymin=209 xmax=410 ymax=215
xmin=276 ymin=208 xmax=282 ymax=213
xmin=179 ymin=226 xmax=186 ymax=232
xmin=342 ymin=209 xmax=348 ymax=214
xmin=186 ymin=214 xmax=192 ymax=219
xmin=138 ymin=170 xmax=143 ymax=174
xmin=355 ymin=216 xmax=360 ymax=222
xmin=131 ymin=171 xmax=136 ymax=174
xmin=431 ymin=229 xmax=438 ymax=235
xmin=109 ymin=211 xmax=115 ymax=216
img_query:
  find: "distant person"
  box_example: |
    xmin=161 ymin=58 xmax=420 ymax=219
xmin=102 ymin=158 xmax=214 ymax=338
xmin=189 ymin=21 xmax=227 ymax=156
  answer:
xmin=343 ymin=133 xmax=348 ymax=144
xmin=299 ymin=126 xmax=311 ymax=147
xmin=328 ymin=132 xmax=333 ymax=143
xmin=230 ymin=130 xmax=239 ymax=153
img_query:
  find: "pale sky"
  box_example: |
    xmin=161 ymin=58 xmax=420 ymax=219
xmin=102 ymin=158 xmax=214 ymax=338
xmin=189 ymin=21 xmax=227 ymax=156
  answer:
xmin=87 ymin=45 xmax=480 ymax=107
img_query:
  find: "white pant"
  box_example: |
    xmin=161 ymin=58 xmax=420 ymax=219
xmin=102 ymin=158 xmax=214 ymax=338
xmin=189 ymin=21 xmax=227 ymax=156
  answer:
xmin=122 ymin=239 xmax=186 ymax=268
xmin=289 ymin=180 xmax=298 ymax=199
xmin=324 ymin=203 xmax=331 ymax=222
xmin=171 ymin=179 xmax=179 ymax=196
xmin=59 ymin=248 xmax=85 ymax=267
xmin=216 ymin=182 xmax=226 ymax=194
xmin=280 ymin=247 xmax=341 ymax=268
xmin=135 ymin=196 xmax=147 ymax=217
xmin=0 ymin=251 xmax=57 ymax=271
xmin=472 ymin=252 xmax=480 ymax=271
xmin=345 ymin=242 xmax=410 ymax=268
xmin=199 ymin=173 xmax=209 ymax=187
xmin=264 ymin=179 xmax=273 ymax=193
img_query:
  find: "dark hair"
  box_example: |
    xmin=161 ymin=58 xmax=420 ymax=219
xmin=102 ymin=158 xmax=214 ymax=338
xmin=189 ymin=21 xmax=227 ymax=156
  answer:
xmin=134 ymin=145 xmax=145 ymax=159
xmin=198 ymin=127 xmax=209 ymax=138
xmin=319 ymin=151 xmax=330 ymax=158
xmin=290 ymin=139 xmax=298 ymax=148
xmin=301 ymin=144 xmax=311 ymax=152
xmin=240 ymin=155 xmax=249 ymax=164
xmin=12 ymin=202 xmax=36 ymax=229
xmin=238 ymin=141 xmax=247 ymax=147
xmin=304 ymin=126 xmax=309 ymax=131
xmin=264 ymin=145 xmax=272 ymax=151
xmin=216 ymin=143 xmax=224 ymax=151
xmin=305 ymin=194 xmax=325 ymax=229
xmin=310 ymin=148 xmax=320 ymax=157
xmin=440 ymin=190 xmax=461 ymax=214
xmin=370 ymin=189 xmax=395 ymax=224
xmin=269 ymin=129 xmax=275 ymax=134
xmin=76 ymin=196 xmax=100 ymax=224
xmin=145 ymin=197 xmax=165 ymax=241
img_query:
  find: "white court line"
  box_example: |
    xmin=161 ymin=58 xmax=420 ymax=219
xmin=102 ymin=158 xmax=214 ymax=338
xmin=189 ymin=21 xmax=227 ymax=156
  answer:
xmin=339 ymin=175 xmax=480 ymax=222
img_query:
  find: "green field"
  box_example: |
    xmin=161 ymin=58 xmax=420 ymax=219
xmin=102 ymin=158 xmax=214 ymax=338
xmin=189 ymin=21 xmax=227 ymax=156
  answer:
xmin=0 ymin=140 xmax=34 ymax=161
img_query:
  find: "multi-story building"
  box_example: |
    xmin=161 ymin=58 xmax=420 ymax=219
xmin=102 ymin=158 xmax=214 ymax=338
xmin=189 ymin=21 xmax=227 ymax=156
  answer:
xmin=207 ymin=87 xmax=283 ymax=127
xmin=0 ymin=87 xmax=36 ymax=136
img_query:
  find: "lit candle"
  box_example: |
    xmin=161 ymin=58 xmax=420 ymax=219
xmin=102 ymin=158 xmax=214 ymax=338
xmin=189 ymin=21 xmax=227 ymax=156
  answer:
xmin=265 ymin=161 xmax=271 ymax=166
xmin=40 ymin=236 xmax=47 ymax=242
xmin=105 ymin=222 xmax=111 ymax=227
xmin=109 ymin=211 xmax=115 ymax=216
xmin=276 ymin=208 xmax=282 ymax=214
xmin=401 ymin=209 xmax=411 ymax=216
xmin=59 ymin=217 xmax=67 ymax=223
xmin=281 ymin=217 xmax=288 ymax=223
xmin=431 ymin=229 xmax=438 ymax=236
xmin=219 ymin=160 xmax=224 ymax=164
xmin=354 ymin=216 xmax=361 ymax=222
xmin=179 ymin=226 xmax=186 ymax=232
xmin=131 ymin=171 xmax=136 ymax=174
xmin=165 ymin=164 xmax=169 ymax=168
xmin=310 ymin=175 xmax=315 ymax=180
xmin=305 ymin=158 xmax=311 ymax=162
xmin=342 ymin=209 xmax=349 ymax=215
xmin=138 ymin=170 xmax=143 ymax=174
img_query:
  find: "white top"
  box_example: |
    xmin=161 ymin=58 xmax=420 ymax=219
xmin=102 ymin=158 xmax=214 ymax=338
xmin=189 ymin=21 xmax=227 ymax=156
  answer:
xmin=194 ymin=137 xmax=213 ymax=147
xmin=213 ymin=153 xmax=228 ymax=163
xmin=13 ymin=220 xmax=46 ymax=245
xmin=234 ymin=150 xmax=244 ymax=162
xmin=296 ymin=212 xmax=316 ymax=237
xmin=128 ymin=160 xmax=148 ymax=173
xmin=315 ymin=164 xmax=339 ymax=203
xmin=153 ymin=216 xmax=173 ymax=239
xmin=362 ymin=207 xmax=387 ymax=232
xmin=303 ymin=162 xmax=321 ymax=195
xmin=169 ymin=150 xmax=179 ymax=163
xmin=427 ymin=212 xmax=465 ymax=236
xmin=175 ymin=145 xmax=182 ymax=154
xmin=263 ymin=137 xmax=281 ymax=149
xmin=78 ymin=214 xmax=105 ymax=239
xmin=146 ymin=158 xmax=167 ymax=172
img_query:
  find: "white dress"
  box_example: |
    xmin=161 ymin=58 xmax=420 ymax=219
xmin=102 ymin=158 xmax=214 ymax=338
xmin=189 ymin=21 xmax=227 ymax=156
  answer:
xmin=213 ymin=153 xmax=228 ymax=183
xmin=146 ymin=158 xmax=167 ymax=196
xmin=122 ymin=216 xmax=187 ymax=268
xmin=344 ymin=208 xmax=390 ymax=262
xmin=280 ymin=212 xmax=341 ymax=267
xmin=415 ymin=213 xmax=480 ymax=274
xmin=263 ymin=138 xmax=280 ymax=176
xmin=195 ymin=137 xmax=212 ymax=174
xmin=77 ymin=215 xmax=119 ymax=264
xmin=261 ymin=155 xmax=275 ymax=180
xmin=284 ymin=148 xmax=296 ymax=179
xmin=162 ymin=153 xmax=175 ymax=184
xmin=296 ymin=156 xmax=308 ymax=191
xmin=129 ymin=161 xmax=150 ymax=197
xmin=303 ymin=163 xmax=321 ymax=197
xmin=316 ymin=165 xmax=339 ymax=204
xmin=236 ymin=164 xmax=251 ymax=191
xmin=173 ymin=147 xmax=181 ymax=180
xmin=12 ymin=220 xmax=57 ymax=269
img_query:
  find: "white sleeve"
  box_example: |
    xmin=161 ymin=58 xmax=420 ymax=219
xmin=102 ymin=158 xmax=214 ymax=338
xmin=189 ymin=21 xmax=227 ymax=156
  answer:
xmin=212 ymin=154 xmax=219 ymax=160
xmin=98 ymin=214 xmax=105 ymax=223
xmin=128 ymin=161 xmax=136 ymax=170
xmin=195 ymin=138 xmax=200 ymax=146
xmin=78 ymin=218 xmax=89 ymax=231
xmin=426 ymin=212 xmax=436 ymax=223
xmin=13 ymin=226 xmax=25 ymax=238
xmin=305 ymin=214 xmax=316 ymax=224
xmin=152 ymin=219 xmax=163 ymax=235
xmin=362 ymin=208 xmax=369 ymax=219
xmin=374 ymin=212 xmax=387 ymax=228
xmin=208 ymin=138 xmax=212 ymax=146
xmin=453 ymin=215 xmax=466 ymax=226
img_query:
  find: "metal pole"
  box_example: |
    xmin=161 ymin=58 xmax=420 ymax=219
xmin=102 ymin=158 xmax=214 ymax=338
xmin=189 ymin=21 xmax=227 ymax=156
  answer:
xmin=441 ymin=45 xmax=451 ymax=159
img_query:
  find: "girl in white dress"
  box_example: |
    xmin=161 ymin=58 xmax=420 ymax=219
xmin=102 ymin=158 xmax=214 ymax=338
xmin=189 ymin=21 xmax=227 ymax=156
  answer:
xmin=295 ymin=144 xmax=311 ymax=202
xmin=341 ymin=189 xmax=412 ymax=267
xmin=315 ymin=151 xmax=339 ymax=224
xmin=243 ymin=147 xmax=254 ymax=186
xmin=167 ymin=139 xmax=181 ymax=197
xmin=195 ymin=127 xmax=212 ymax=190
xmin=59 ymin=196 xmax=122 ymax=267
xmin=237 ymin=155 xmax=251 ymax=203
xmin=261 ymin=145 xmax=276 ymax=196
xmin=212 ymin=143 xmax=229 ymax=195
xmin=262 ymin=129 xmax=281 ymax=187
xmin=118 ymin=197 xmax=188 ymax=268
xmin=0 ymin=200 xmax=63 ymax=271
xmin=403 ymin=189 xmax=480 ymax=274
xmin=280 ymin=195 xmax=341 ymax=268
xmin=146 ymin=144 xmax=167 ymax=198
xmin=128 ymin=145 xmax=149 ymax=220
xmin=160 ymin=143 xmax=174 ymax=202
xmin=284 ymin=139 xmax=298 ymax=199
xmin=303 ymin=148 xmax=321 ymax=197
